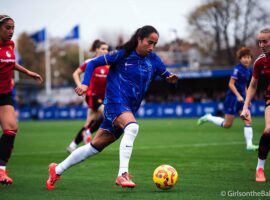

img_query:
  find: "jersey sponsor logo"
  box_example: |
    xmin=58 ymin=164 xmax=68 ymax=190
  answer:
xmin=95 ymin=74 xmax=107 ymax=78
xmin=0 ymin=58 xmax=15 ymax=63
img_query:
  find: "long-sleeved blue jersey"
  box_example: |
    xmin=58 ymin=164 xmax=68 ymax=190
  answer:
xmin=82 ymin=49 xmax=170 ymax=112
xmin=223 ymin=64 xmax=252 ymax=115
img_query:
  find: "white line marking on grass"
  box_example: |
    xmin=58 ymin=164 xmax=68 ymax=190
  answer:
xmin=137 ymin=141 xmax=246 ymax=150
xmin=12 ymin=141 xmax=246 ymax=156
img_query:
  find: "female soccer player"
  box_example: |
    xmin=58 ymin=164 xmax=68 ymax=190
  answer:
xmin=0 ymin=15 xmax=43 ymax=185
xmin=46 ymin=25 xmax=178 ymax=190
xmin=66 ymin=40 xmax=109 ymax=153
xmin=197 ymin=47 xmax=258 ymax=151
xmin=241 ymin=28 xmax=270 ymax=182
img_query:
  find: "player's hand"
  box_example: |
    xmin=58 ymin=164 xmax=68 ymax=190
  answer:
xmin=237 ymin=96 xmax=244 ymax=103
xmin=166 ymin=74 xmax=179 ymax=84
xmin=240 ymin=109 xmax=250 ymax=120
xmin=27 ymin=71 xmax=43 ymax=83
xmin=75 ymin=84 xmax=88 ymax=96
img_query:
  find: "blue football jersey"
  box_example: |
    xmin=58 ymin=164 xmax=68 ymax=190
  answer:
xmin=82 ymin=49 xmax=170 ymax=112
xmin=228 ymin=63 xmax=252 ymax=97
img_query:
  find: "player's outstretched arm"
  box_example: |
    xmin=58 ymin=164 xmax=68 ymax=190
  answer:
xmin=14 ymin=63 xmax=43 ymax=83
xmin=73 ymin=68 xmax=83 ymax=87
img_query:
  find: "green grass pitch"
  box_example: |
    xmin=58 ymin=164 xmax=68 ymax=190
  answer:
xmin=1 ymin=117 xmax=269 ymax=200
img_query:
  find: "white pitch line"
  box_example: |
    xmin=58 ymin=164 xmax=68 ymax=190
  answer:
xmin=137 ymin=141 xmax=245 ymax=149
xmin=12 ymin=141 xmax=246 ymax=156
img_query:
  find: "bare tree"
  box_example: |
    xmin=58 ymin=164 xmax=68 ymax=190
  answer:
xmin=17 ymin=32 xmax=45 ymax=82
xmin=17 ymin=33 xmax=81 ymax=87
xmin=188 ymin=0 xmax=270 ymax=66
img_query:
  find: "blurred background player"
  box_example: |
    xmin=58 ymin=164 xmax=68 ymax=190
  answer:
xmin=197 ymin=47 xmax=258 ymax=151
xmin=46 ymin=25 xmax=178 ymax=190
xmin=0 ymin=15 xmax=43 ymax=185
xmin=67 ymin=40 xmax=109 ymax=153
xmin=241 ymin=28 xmax=270 ymax=182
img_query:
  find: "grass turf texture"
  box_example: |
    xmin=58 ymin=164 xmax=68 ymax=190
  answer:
xmin=1 ymin=117 xmax=269 ymax=200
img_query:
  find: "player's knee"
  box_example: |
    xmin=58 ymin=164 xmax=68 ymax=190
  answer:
xmin=264 ymin=127 xmax=270 ymax=134
xmin=4 ymin=122 xmax=18 ymax=131
xmin=223 ymin=122 xmax=232 ymax=129
xmin=124 ymin=123 xmax=139 ymax=137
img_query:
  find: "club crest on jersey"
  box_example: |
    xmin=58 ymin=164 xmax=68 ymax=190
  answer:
xmin=6 ymin=51 xmax=11 ymax=58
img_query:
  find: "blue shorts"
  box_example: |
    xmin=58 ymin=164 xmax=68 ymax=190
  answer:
xmin=223 ymin=95 xmax=244 ymax=115
xmin=100 ymin=103 xmax=132 ymax=139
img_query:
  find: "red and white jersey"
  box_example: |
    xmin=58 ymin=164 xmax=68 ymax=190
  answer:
xmin=253 ymin=54 xmax=270 ymax=93
xmin=80 ymin=59 xmax=109 ymax=99
xmin=0 ymin=40 xmax=16 ymax=94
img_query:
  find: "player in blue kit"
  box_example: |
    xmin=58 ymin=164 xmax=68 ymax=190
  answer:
xmin=46 ymin=25 xmax=178 ymax=190
xmin=197 ymin=47 xmax=258 ymax=151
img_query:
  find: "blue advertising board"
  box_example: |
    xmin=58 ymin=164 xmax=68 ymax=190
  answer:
xmin=18 ymin=101 xmax=265 ymax=121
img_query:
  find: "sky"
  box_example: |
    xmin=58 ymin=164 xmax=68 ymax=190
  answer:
xmin=2 ymin=0 xmax=203 ymax=48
